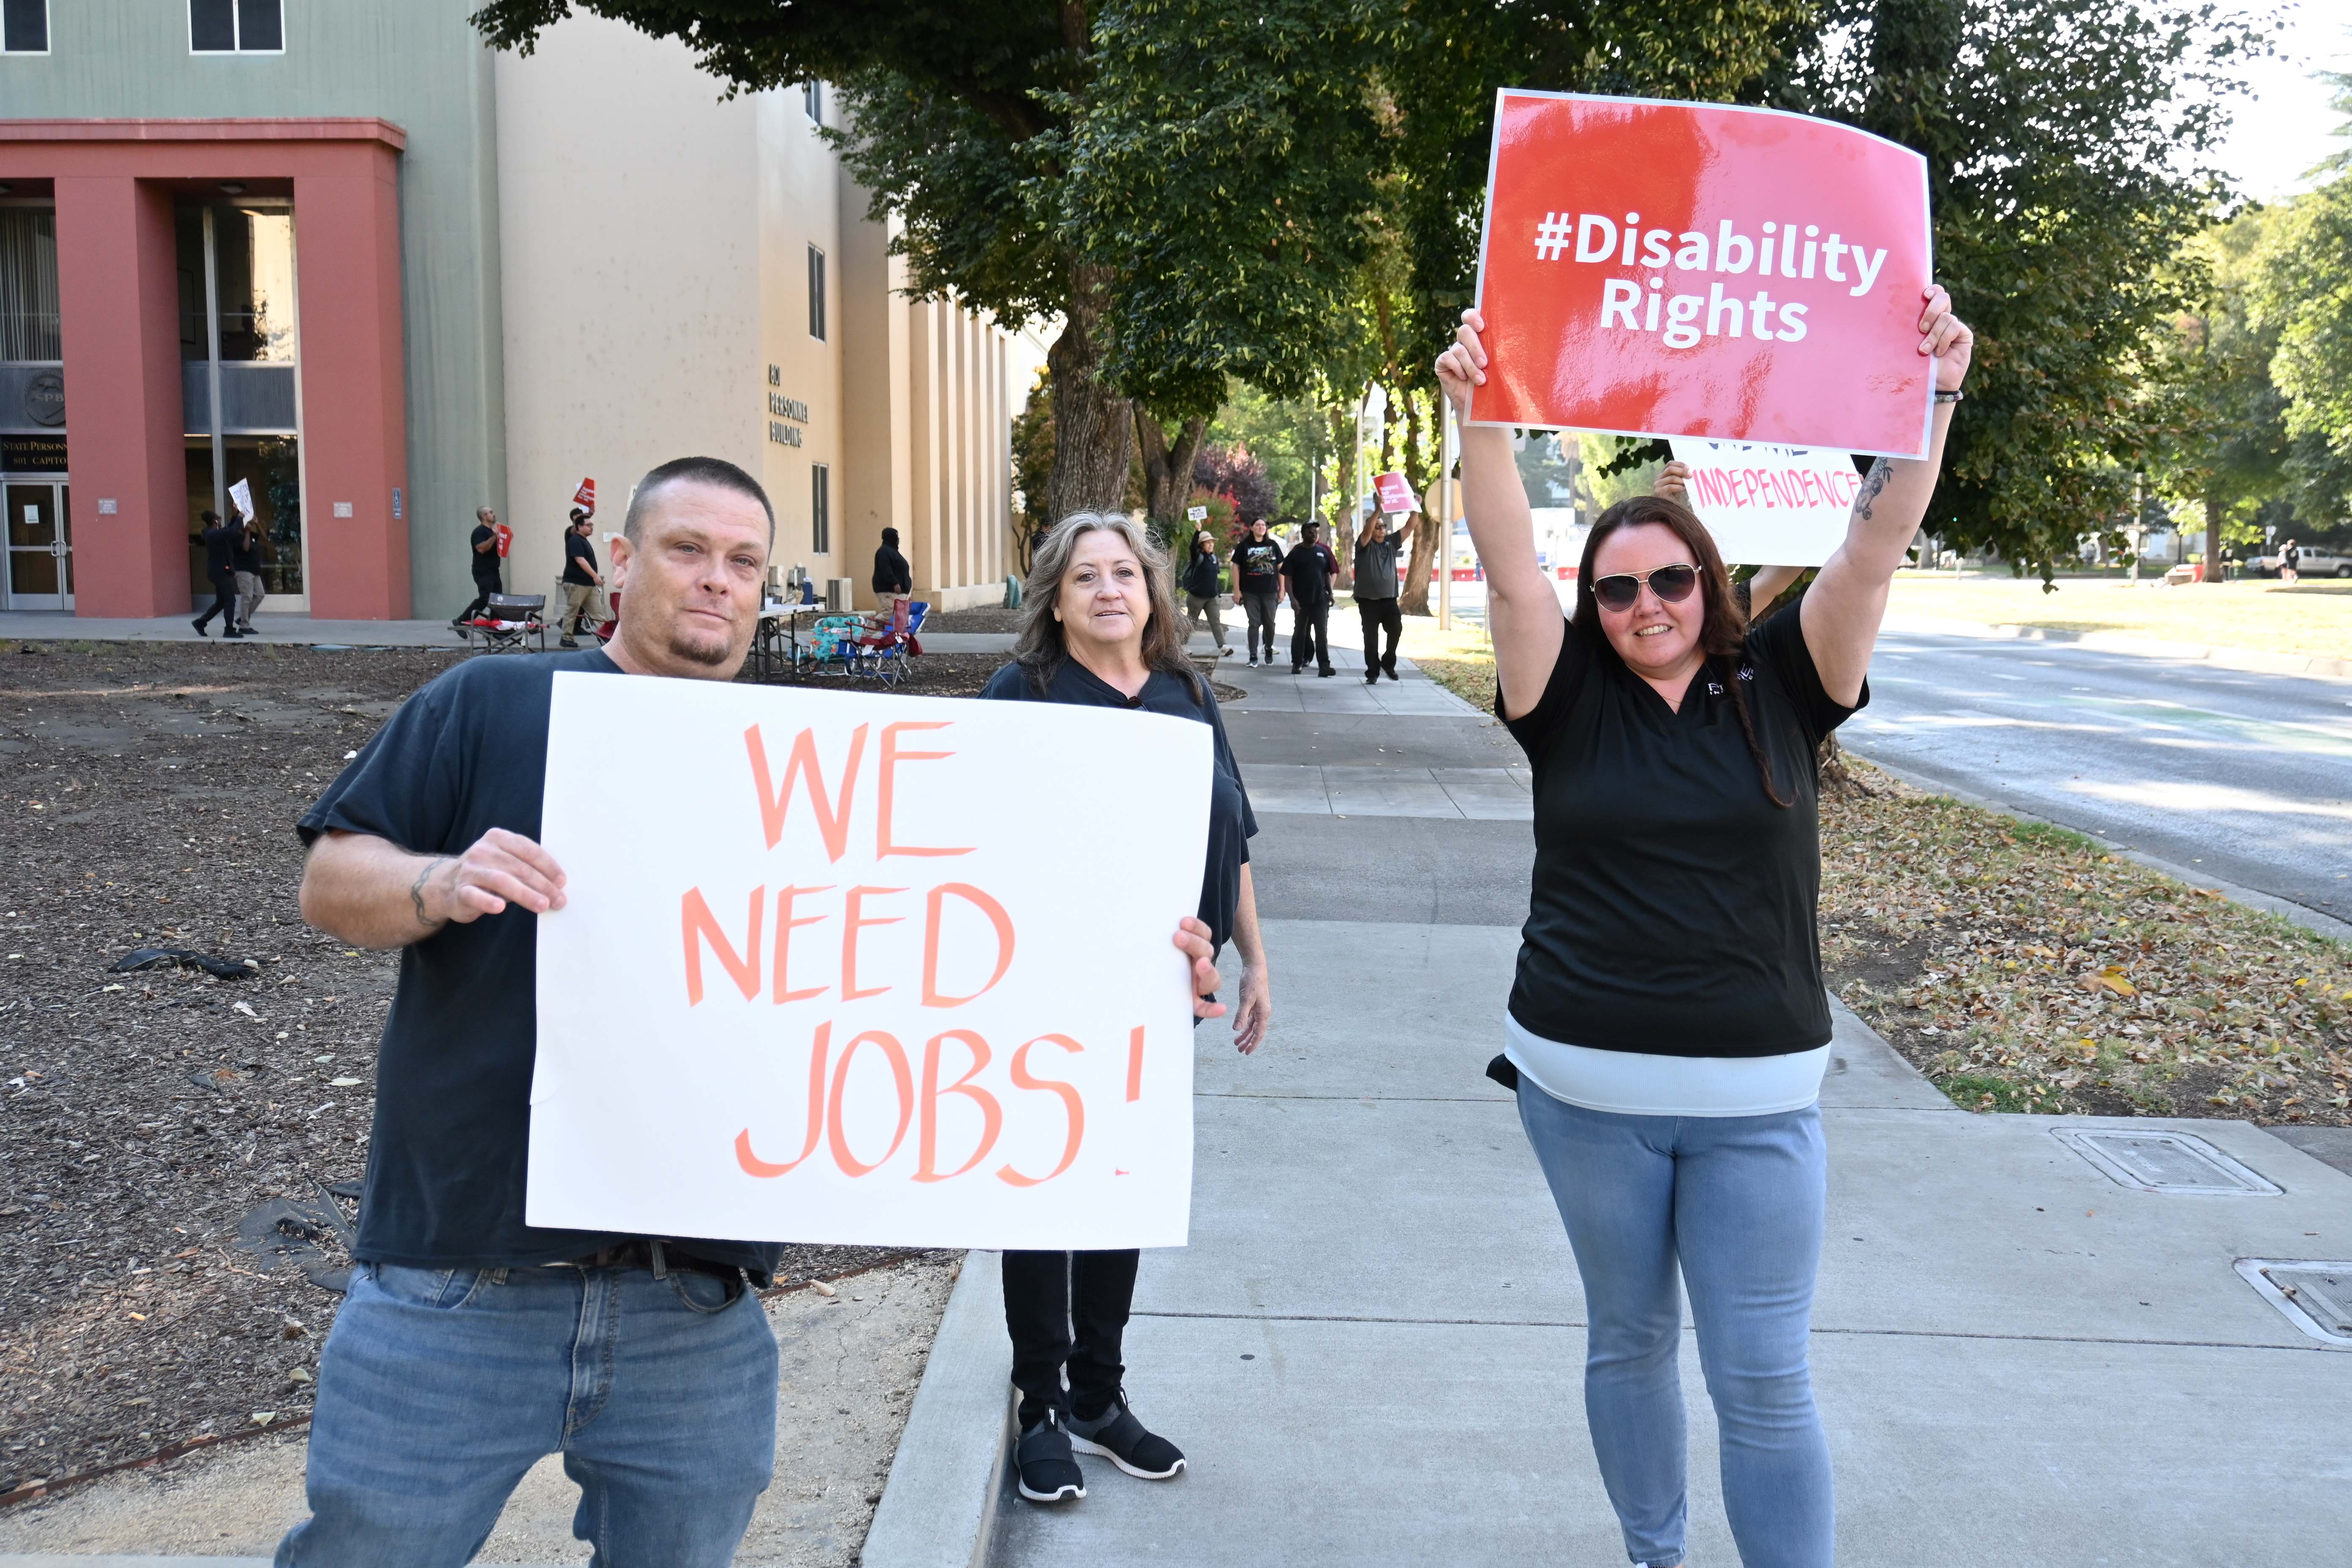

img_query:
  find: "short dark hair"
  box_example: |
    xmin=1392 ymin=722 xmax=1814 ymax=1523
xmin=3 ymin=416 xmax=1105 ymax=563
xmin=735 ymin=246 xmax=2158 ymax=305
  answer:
xmin=623 ymin=456 xmax=774 ymax=544
xmin=200 ymin=509 xmax=220 ymax=525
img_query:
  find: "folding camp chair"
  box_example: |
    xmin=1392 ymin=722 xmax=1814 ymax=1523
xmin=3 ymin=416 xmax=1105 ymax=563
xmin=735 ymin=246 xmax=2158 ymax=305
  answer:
xmin=461 ymin=593 xmax=548 ymax=653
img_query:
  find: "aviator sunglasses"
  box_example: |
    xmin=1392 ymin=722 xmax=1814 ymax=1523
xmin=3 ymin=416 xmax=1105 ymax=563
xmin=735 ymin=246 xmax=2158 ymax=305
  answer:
xmin=1590 ymin=563 xmax=1700 ymax=612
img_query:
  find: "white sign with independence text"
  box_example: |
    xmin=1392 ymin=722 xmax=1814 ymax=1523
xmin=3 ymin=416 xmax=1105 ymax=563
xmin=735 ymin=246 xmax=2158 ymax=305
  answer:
xmin=1667 ymin=438 xmax=1865 ymax=568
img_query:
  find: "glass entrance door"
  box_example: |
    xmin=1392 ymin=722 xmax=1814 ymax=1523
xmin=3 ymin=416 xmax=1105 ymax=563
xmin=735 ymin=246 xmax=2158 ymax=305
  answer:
xmin=3 ymin=482 xmax=72 ymax=610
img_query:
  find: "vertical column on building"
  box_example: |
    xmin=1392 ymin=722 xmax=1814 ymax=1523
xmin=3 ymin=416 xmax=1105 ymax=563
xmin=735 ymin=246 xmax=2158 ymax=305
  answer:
xmin=988 ymin=327 xmax=1006 ymax=588
xmin=906 ymin=299 xmax=939 ymax=596
xmin=294 ymin=147 xmax=411 ymax=618
xmin=837 ymin=198 xmax=912 ymax=611
xmin=51 ymin=177 xmax=185 ymax=616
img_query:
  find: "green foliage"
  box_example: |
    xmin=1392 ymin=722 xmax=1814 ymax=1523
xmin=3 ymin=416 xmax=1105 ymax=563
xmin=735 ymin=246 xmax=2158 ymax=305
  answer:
xmin=2250 ymin=80 xmax=2352 ymax=477
xmin=1766 ymin=0 xmax=2264 ymax=578
xmin=1206 ymin=383 xmax=1325 ymax=523
xmin=1010 ymin=366 xmax=1055 ymax=566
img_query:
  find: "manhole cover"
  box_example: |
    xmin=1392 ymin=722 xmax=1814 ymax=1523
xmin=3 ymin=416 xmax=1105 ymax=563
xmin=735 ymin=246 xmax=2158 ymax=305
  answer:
xmin=2053 ymin=1128 xmax=2281 ymax=1195
xmin=2235 ymin=1259 xmax=2352 ymax=1349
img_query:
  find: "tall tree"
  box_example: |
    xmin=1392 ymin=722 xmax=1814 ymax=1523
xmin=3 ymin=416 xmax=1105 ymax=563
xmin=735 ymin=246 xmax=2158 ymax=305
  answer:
xmin=473 ymin=0 xmax=1395 ymax=528
xmin=1766 ymin=0 xmax=2262 ymax=579
xmin=2249 ymin=72 xmax=2352 ymax=534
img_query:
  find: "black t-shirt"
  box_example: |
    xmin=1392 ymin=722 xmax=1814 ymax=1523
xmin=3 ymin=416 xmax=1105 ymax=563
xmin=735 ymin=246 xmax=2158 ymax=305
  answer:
xmin=297 ymin=651 xmax=780 ymax=1281
xmin=201 ymin=525 xmax=237 ymax=575
xmin=561 ymin=531 xmax=598 ymax=585
xmin=470 ymin=523 xmax=501 ymax=582
xmin=978 ymin=659 xmax=1257 ymax=948
xmin=232 ymin=528 xmax=264 ymax=574
xmin=1234 ymin=537 xmax=1284 ymax=593
xmin=1281 ymin=542 xmax=1336 ymax=604
xmin=1181 ymin=550 xmax=1221 ymax=598
xmin=1501 ymin=606 xmax=1865 ymax=1057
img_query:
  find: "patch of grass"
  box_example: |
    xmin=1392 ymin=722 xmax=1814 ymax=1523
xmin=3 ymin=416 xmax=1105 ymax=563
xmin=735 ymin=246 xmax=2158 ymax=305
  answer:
xmin=1885 ymin=574 xmax=2352 ymax=662
xmin=1821 ymin=761 xmax=2352 ymax=1124
xmin=1413 ymin=654 xmax=1495 ymax=713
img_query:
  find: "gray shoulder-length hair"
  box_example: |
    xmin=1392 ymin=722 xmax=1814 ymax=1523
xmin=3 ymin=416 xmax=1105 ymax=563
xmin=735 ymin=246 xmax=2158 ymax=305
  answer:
xmin=1013 ymin=511 xmax=1199 ymax=699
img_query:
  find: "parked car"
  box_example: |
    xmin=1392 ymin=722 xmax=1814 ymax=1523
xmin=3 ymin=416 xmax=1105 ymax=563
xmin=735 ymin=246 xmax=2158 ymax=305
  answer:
xmin=2255 ymin=549 xmax=2352 ymax=578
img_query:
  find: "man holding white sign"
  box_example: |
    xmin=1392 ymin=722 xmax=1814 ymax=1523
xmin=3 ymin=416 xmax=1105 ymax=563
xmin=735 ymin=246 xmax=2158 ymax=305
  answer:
xmin=281 ymin=455 xmax=1230 ymax=1565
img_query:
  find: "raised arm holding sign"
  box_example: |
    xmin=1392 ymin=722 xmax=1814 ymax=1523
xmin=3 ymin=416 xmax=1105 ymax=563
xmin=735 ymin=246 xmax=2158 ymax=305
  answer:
xmin=1434 ymin=92 xmax=1972 ymax=1565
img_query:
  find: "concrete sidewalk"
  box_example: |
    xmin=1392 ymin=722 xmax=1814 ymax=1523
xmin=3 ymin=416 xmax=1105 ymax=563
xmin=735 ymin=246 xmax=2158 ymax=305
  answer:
xmin=955 ymin=691 xmax=2352 ymax=1565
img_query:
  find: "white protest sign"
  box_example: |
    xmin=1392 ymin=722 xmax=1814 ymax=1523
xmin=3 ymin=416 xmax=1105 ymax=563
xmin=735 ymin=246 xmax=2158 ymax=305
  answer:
xmin=1186 ymin=504 xmax=1209 ymax=522
xmin=530 ymin=674 xmax=1211 ymax=1250
xmin=1667 ymin=438 xmax=1864 ymax=567
xmin=228 ymin=478 xmax=255 ymax=522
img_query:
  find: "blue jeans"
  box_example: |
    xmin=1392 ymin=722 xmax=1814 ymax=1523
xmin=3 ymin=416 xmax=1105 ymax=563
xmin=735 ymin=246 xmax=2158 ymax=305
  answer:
xmin=277 ymin=1259 xmax=779 ymax=1567
xmin=1516 ymin=1084 xmax=1834 ymax=1568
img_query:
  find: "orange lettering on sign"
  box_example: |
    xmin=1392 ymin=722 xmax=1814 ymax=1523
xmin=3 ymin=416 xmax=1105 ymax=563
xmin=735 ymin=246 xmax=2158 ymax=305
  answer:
xmin=746 ymin=722 xmax=868 ymax=861
xmin=877 ymin=722 xmax=974 ymax=859
xmin=828 ymin=1029 xmax=915 ymax=1177
xmin=682 ymin=885 xmax=764 ymax=1004
xmin=921 ymin=883 xmax=1015 ymax=1007
xmin=998 ymin=1034 xmax=1085 ymax=1187
xmin=1126 ymin=1024 xmax=1146 ymax=1102
xmin=915 ymin=1029 xmax=1004 ymax=1182
xmin=771 ymin=884 xmax=836 ymax=1003
xmin=735 ymin=1020 xmax=833 ymax=1177
xmin=840 ymin=886 xmax=906 ymax=1001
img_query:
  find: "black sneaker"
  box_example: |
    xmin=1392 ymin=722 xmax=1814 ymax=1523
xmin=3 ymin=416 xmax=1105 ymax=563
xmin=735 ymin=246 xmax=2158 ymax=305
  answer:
xmin=1067 ymin=1393 xmax=1185 ymax=1481
xmin=1364 ymin=673 xmax=1378 ymax=685
xmin=1014 ymin=1410 xmax=1086 ymax=1504
xmin=191 ymin=618 xmax=208 ymax=637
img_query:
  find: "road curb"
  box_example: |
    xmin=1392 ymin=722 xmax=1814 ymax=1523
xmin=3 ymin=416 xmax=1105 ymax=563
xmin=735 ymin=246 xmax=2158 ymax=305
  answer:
xmin=1843 ymin=747 xmax=2352 ymax=945
xmin=858 ymin=1250 xmax=1010 ymax=1568
xmin=1879 ymin=613 xmax=2352 ymax=682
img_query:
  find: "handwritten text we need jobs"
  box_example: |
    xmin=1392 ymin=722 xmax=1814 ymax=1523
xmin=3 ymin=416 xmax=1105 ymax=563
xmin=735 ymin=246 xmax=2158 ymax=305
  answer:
xmin=1531 ymin=210 xmax=1891 ymax=348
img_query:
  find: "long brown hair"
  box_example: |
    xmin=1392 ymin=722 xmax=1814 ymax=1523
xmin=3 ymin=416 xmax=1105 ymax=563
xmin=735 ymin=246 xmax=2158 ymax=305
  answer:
xmin=1013 ymin=511 xmax=1200 ymax=700
xmin=1574 ymin=496 xmax=1791 ymax=809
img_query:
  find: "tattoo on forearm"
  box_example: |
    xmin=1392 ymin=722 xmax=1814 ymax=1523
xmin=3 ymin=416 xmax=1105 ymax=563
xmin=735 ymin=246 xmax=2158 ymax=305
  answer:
xmin=1854 ymin=457 xmax=1894 ymax=523
xmin=409 ymin=858 xmax=450 ymax=927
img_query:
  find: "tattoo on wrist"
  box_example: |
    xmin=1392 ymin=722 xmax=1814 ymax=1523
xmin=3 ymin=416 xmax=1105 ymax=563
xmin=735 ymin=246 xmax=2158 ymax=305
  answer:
xmin=410 ymin=858 xmax=450 ymax=927
xmin=1854 ymin=458 xmax=1894 ymax=522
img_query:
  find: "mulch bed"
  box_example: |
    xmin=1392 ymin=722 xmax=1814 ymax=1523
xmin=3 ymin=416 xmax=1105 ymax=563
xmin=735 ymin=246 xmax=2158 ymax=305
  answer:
xmin=0 ymin=640 xmax=1003 ymax=1501
xmin=913 ymin=604 xmax=1023 ymax=634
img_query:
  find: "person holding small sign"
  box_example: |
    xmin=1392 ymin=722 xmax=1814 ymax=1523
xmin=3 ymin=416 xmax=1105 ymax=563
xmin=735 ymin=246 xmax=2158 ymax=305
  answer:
xmin=1180 ymin=528 xmax=1233 ymax=655
xmin=981 ymin=510 xmax=1271 ymax=1505
xmin=283 ymin=460 xmax=1233 ymax=1565
xmin=1653 ymin=460 xmax=1805 ymax=615
xmin=1438 ymin=289 xmax=1972 ymax=1568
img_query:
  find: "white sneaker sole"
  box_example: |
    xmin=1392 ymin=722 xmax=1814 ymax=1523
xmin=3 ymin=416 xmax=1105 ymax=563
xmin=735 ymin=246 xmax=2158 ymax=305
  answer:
xmin=1068 ymin=1435 xmax=1186 ymax=1481
xmin=1017 ymin=1477 xmax=1086 ymax=1503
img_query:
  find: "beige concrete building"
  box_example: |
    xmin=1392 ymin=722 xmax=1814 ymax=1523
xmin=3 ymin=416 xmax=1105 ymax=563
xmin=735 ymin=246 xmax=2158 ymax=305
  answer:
xmin=494 ymin=15 xmax=1027 ymax=614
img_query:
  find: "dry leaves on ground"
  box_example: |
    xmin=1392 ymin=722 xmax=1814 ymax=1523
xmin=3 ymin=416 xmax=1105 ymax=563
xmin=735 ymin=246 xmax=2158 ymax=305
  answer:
xmin=1820 ymin=764 xmax=2350 ymax=1124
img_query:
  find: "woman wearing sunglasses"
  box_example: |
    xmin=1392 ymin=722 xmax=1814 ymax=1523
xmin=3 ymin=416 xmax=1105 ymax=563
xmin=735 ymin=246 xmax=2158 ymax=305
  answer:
xmin=1435 ymin=289 xmax=1972 ymax=1568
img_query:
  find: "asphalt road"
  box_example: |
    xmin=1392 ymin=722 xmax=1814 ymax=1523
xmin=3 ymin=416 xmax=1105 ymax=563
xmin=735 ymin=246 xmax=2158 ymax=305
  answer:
xmin=1841 ymin=630 xmax=2352 ymax=923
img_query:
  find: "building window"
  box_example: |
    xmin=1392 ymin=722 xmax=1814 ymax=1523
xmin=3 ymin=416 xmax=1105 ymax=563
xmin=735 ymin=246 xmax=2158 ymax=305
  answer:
xmin=811 ymin=464 xmax=830 ymax=556
xmin=3 ymin=0 xmax=49 ymax=53
xmin=803 ymin=81 xmax=822 ymax=125
xmin=808 ymin=245 xmax=827 ymax=342
xmin=190 ymin=0 xmax=283 ymax=53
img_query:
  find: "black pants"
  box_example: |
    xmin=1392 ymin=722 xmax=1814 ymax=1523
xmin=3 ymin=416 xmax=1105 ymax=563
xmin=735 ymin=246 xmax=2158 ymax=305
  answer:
xmin=1240 ymin=590 xmax=1280 ymax=661
xmin=194 ymin=569 xmax=239 ymax=630
xmin=1289 ymin=598 xmax=1331 ymax=672
xmin=1358 ymin=597 xmax=1401 ymax=675
xmin=457 ymin=572 xmax=501 ymax=624
xmin=1002 ymin=1247 xmax=1139 ymax=1428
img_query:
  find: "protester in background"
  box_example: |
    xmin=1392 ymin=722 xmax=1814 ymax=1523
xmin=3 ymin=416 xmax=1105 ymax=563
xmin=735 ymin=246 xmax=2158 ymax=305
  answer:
xmin=559 ymin=509 xmax=603 ymax=649
xmin=1281 ymin=520 xmax=1337 ymax=677
xmin=983 ymin=510 xmax=1271 ymax=1507
xmin=1353 ymin=515 xmax=1403 ymax=683
xmin=191 ymin=510 xmax=243 ymax=639
xmin=1233 ymin=518 xmax=1285 ymax=668
xmin=2281 ymin=538 xmax=2301 ymax=585
xmin=873 ymin=525 xmax=914 ymax=615
xmin=1653 ymin=460 xmax=1805 ymax=617
xmin=455 ymin=505 xmax=504 ymax=628
xmin=1437 ymin=288 xmax=1972 ymax=1568
xmin=1180 ymin=530 xmax=1233 ymax=656
xmin=229 ymin=514 xmax=267 ymax=635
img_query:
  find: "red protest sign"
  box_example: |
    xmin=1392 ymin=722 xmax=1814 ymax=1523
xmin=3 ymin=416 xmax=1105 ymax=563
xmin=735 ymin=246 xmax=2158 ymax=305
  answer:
xmin=1373 ymin=471 xmax=1415 ymax=513
xmin=1471 ymin=91 xmax=1934 ymax=457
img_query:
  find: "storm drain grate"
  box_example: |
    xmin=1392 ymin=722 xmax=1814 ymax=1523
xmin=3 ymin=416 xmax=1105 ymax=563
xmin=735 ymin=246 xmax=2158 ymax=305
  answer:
xmin=2052 ymin=1128 xmax=2282 ymax=1195
xmin=2235 ymin=1259 xmax=2352 ymax=1349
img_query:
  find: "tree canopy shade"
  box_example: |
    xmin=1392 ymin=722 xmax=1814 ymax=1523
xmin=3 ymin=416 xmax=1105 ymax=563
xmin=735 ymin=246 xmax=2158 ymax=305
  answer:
xmin=472 ymin=0 xmax=1396 ymax=527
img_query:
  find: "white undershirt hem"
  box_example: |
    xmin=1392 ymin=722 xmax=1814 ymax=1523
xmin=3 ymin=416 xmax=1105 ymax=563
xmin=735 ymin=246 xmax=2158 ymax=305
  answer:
xmin=1504 ymin=1011 xmax=1828 ymax=1118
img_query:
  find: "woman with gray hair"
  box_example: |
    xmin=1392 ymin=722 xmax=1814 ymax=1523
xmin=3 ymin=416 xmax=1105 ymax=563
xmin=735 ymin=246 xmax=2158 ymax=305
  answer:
xmin=979 ymin=510 xmax=1272 ymax=1506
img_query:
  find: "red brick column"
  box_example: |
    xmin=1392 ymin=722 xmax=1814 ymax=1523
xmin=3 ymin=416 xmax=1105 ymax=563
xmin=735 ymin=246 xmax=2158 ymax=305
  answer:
xmin=51 ymin=176 xmax=187 ymax=617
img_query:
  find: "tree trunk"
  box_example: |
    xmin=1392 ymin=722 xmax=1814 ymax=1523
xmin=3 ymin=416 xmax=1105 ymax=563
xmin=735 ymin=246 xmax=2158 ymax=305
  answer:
xmin=1136 ymin=411 xmax=1208 ymax=535
xmin=2203 ymin=486 xmax=2224 ymax=584
xmin=1045 ymin=262 xmax=1135 ymax=522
